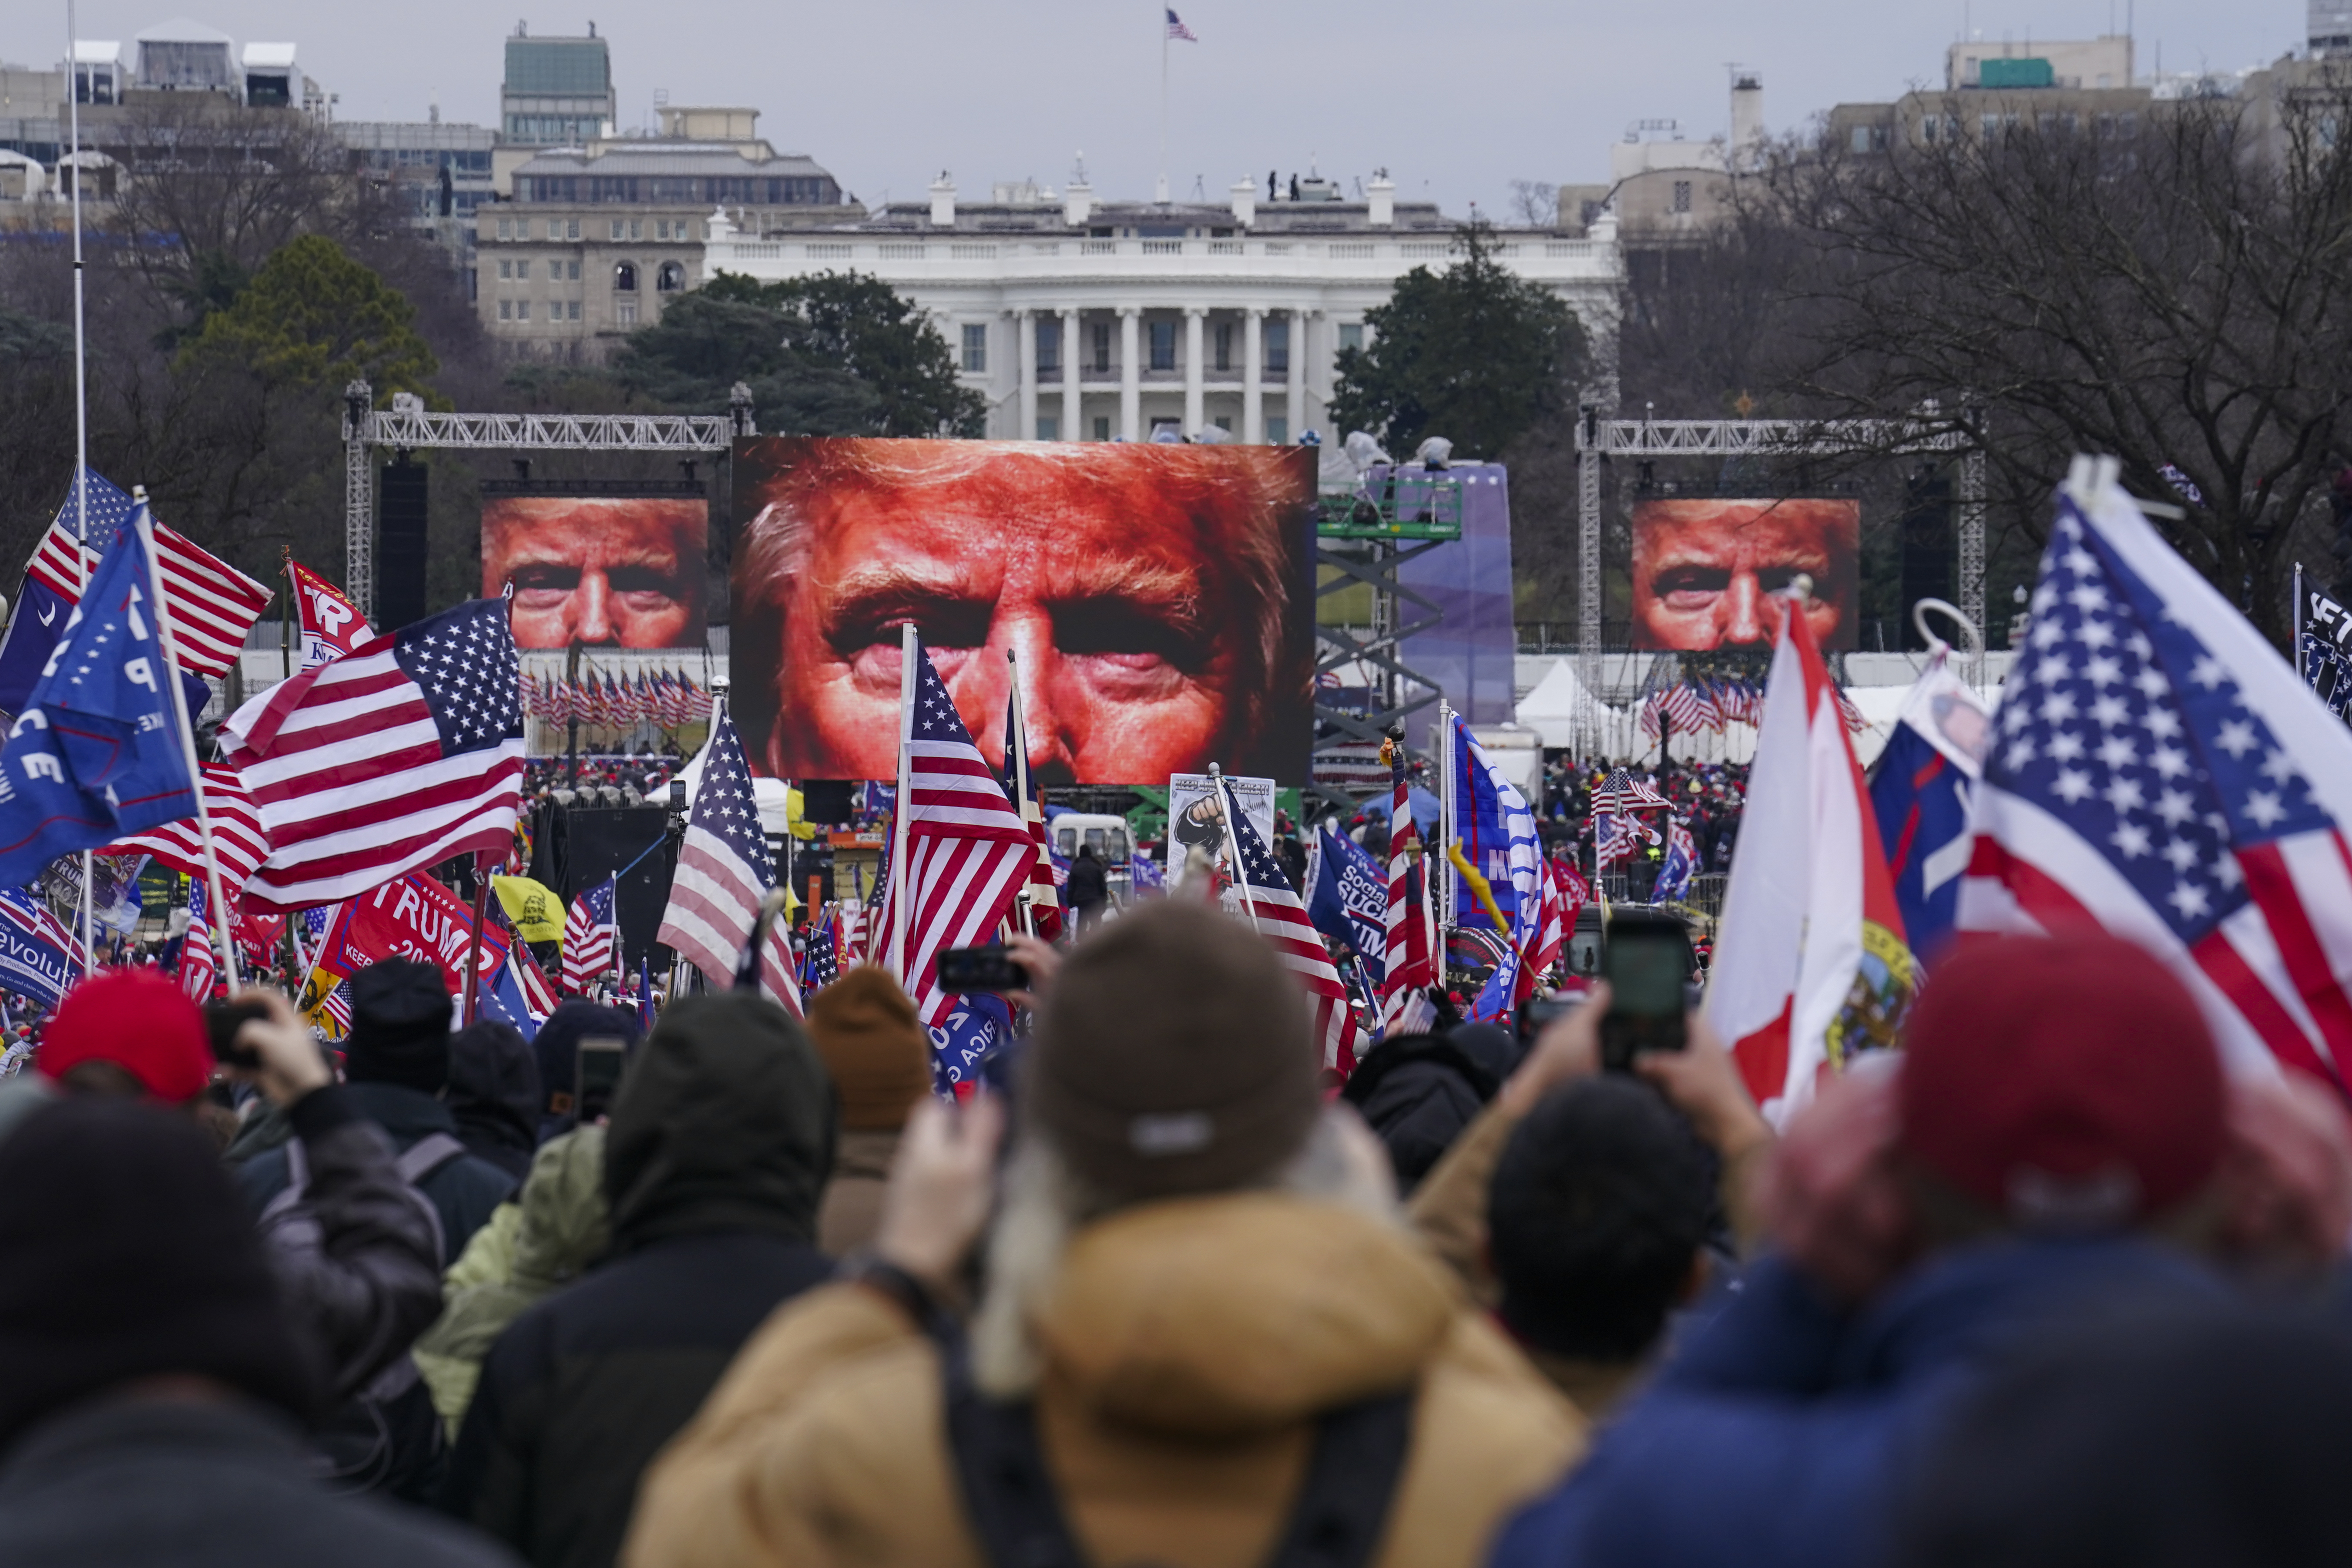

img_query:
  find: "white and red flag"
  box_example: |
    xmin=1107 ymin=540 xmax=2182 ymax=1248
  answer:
xmin=561 ymin=874 xmax=618 ymax=996
xmin=654 ymin=707 xmax=800 ymax=1016
xmin=1960 ymin=457 xmax=2352 ymax=1099
xmin=288 ymin=558 xmax=375 ymax=670
xmin=1221 ymin=775 xmax=1363 ymax=1072
xmin=876 ymin=634 xmax=1033 ymax=1027
xmin=101 ymin=762 xmax=270 ymax=900
xmin=221 ymin=598 xmax=525 ymax=913
xmin=1706 ymin=590 xmax=1916 ymax=1124
xmin=32 ymin=513 xmax=272 ymax=678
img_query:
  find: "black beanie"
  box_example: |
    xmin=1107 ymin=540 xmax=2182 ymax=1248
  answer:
xmin=0 ymin=1097 xmax=318 ymax=1454
xmin=343 ymin=958 xmax=454 ymax=1093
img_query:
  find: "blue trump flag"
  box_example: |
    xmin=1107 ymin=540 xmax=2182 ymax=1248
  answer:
xmin=0 ymin=510 xmax=197 ymax=889
xmin=930 ymin=989 xmax=1012 ymax=1091
xmin=1307 ymin=823 xmax=1388 ymax=984
xmin=0 ymin=888 xmax=86 ymax=1004
xmin=1866 ymin=654 xmax=1991 ymax=963
xmin=1450 ymin=716 xmax=1546 ymax=1023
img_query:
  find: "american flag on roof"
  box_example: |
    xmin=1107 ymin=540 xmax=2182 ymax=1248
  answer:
xmin=1165 ymin=7 xmax=1198 ymax=40
xmin=562 ymin=874 xmax=618 ymax=995
xmin=1961 ymin=457 xmax=2352 ymax=1101
xmin=1222 ymin=777 xmax=1362 ymax=1072
xmin=876 ymin=635 xmax=1033 ymax=1028
xmin=100 ymin=763 xmax=269 ymax=898
xmin=222 ymin=597 xmax=525 ymax=913
xmin=655 ymin=707 xmax=801 ymax=1016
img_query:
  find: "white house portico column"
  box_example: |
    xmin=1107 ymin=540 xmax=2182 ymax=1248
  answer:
xmin=1059 ymin=307 xmax=1080 ymax=441
xmin=1017 ymin=308 xmax=1038 ymax=440
xmin=1118 ymin=307 xmax=1141 ymax=441
xmin=1243 ymin=307 xmax=1265 ymax=444
xmin=1285 ymin=307 xmax=1306 ymax=443
xmin=1183 ymin=306 xmax=1206 ymax=435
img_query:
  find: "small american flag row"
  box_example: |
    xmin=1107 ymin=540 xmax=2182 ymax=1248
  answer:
xmin=222 ymin=597 xmax=526 ymax=913
xmin=523 ymin=670 xmax=711 ymax=731
xmin=28 ymin=476 xmax=272 ymax=678
xmin=561 ymin=875 xmax=618 ymax=995
xmin=1222 ymin=777 xmax=1363 ymax=1072
xmin=654 ymin=707 xmax=801 ymax=1016
xmin=874 ymin=635 xmax=1033 ymax=1027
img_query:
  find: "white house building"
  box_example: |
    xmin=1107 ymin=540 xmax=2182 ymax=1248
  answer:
xmin=701 ymin=174 xmax=1621 ymax=444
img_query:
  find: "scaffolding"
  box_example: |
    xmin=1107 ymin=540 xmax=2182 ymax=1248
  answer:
xmin=340 ymin=379 xmax=755 ymax=619
xmin=1573 ymin=409 xmax=1985 ymax=754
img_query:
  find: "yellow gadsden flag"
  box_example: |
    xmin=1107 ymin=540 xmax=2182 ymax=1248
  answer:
xmin=491 ymin=876 xmax=564 ymax=945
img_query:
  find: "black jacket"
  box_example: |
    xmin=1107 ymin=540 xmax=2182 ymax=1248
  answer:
xmin=440 ymin=993 xmax=837 ymax=1568
xmin=1065 ymin=853 xmax=1109 ymax=908
xmin=1341 ymin=1033 xmax=1500 ymax=1194
xmin=259 ymin=1085 xmax=447 ymax=1406
xmin=0 ymin=1395 xmax=516 ymax=1568
xmin=238 ymin=1082 xmax=518 ymax=1262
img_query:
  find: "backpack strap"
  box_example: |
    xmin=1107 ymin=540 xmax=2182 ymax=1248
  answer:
xmin=941 ymin=1336 xmax=1415 ymax=1568
xmin=397 ymin=1132 xmax=468 ymax=1186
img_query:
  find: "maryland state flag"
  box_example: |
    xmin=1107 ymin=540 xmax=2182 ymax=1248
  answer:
xmin=1706 ymin=597 xmax=1916 ymax=1125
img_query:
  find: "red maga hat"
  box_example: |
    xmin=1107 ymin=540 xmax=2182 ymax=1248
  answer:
xmin=38 ymin=969 xmax=212 ymax=1104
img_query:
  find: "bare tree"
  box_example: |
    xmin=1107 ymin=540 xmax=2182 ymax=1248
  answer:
xmin=1507 ymin=178 xmax=1560 ymax=228
xmin=1766 ymin=75 xmax=2352 ymax=640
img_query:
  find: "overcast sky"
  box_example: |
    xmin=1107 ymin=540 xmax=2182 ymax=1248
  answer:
xmin=7 ymin=1 xmax=2305 ymax=216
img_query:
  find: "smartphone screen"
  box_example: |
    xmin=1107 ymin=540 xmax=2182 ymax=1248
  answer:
xmin=575 ymin=1037 xmax=629 ymax=1121
xmin=936 ymin=947 xmax=1029 ymax=993
xmin=1608 ymin=935 xmax=1688 ymax=1017
xmin=1601 ymin=913 xmax=1692 ymax=1070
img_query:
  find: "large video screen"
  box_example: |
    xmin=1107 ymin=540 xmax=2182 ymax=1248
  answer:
xmin=1629 ymin=497 xmax=1861 ymax=651
xmin=731 ymin=437 xmax=1319 ymax=786
xmin=481 ymin=496 xmax=709 ymax=649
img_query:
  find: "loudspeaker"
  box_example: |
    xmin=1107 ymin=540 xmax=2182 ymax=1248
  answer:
xmin=800 ymin=781 xmax=854 ymax=825
xmin=378 ymin=457 xmax=429 ymax=634
xmin=548 ymin=805 xmax=676 ymax=966
xmin=1899 ymin=466 xmax=1955 ymax=650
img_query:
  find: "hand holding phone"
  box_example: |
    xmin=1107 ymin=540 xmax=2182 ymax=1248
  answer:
xmin=1599 ymin=910 xmax=1693 ymax=1073
xmin=935 ymin=946 xmax=1030 ymax=994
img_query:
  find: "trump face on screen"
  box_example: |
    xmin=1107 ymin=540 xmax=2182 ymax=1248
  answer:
xmin=731 ymin=439 xmax=1315 ymax=786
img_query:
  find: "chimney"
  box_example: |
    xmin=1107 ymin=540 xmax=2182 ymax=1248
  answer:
xmin=1229 ymin=175 xmax=1256 ymax=226
xmin=929 ymin=171 xmax=956 ymax=227
xmin=1730 ymin=74 xmax=1764 ymax=158
xmin=1366 ymin=172 xmax=1395 ymax=227
xmin=1064 ymin=180 xmax=1093 ymax=227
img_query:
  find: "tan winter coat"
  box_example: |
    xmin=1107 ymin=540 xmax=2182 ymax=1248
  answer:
xmin=621 ymin=1192 xmax=1585 ymax=1568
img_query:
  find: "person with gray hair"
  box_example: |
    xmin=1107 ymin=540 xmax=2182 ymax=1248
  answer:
xmin=730 ymin=438 xmax=1314 ymax=786
xmin=622 ymin=899 xmax=1584 ymax=1568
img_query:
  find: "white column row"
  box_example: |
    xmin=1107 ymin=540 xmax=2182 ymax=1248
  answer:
xmin=1011 ymin=305 xmax=1313 ymax=443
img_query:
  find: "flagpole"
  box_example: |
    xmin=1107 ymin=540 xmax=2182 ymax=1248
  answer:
xmin=1436 ymin=700 xmax=1456 ymax=934
xmin=889 ymin=623 xmax=916 ymax=983
xmin=281 ymin=551 xmax=295 ymax=679
xmin=1211 ymin=764 xmax=1259 ymax=933
xmin=64 ymin=0 xmax=100 ymax=980
xmin=133 ymin=500 xmax=240 ymax=993
xmin=1007 ymin=647 xmax=1035 ymax=938
xmin=1156 ymin=1 xmax=1169 ymax=205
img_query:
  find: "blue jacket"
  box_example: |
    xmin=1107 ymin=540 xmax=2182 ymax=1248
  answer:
xmin=1490 ymin=1238 xmax=2225 ymax=1568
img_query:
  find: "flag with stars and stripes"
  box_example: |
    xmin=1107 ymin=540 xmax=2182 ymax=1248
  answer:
xmin=101 ymin=763 xmax=270 ymax=900
xmin=1378 ymin=741 xmax=1436 ymax=1035
xmin=178 ymin=878 xmax=217 ymax=1002
xmin=561 ymin=874 xmax=617 ymax=995
xmin=875 ymin=635 xmax=1033 ymax=1028
xmin=23 ymin=474 xmax=271 ymax=678
xmin=221 ymin=597 xmax=524 ymax=913
xmin=1165 ymin=7 xmax=1198 ymax=41
xmin=655 ymin=706 xmax=800 ymax=1016
xmin=1221 ymin=774 xmax=1362 ymax=1072
xmin=802 ymin=921 xmax=839 ymax=992
xmin=1960 ymin=458 xmax=2352 ymax=1101
xmin=1003 ymin=690 xmax=1063 ymax=940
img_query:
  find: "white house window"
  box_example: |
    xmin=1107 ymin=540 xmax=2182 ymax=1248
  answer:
xmin=1215 ymin=322 xmax=1233 ymax=371
xmin=1149 ymin=320 xmax=1176 ymax=371
xmin=1093 ymin=416 xmax=1111 ymax=441
xmin=1267 ymin=415 xmax=1288 ymax=444
xmin=962 ymin=323 xmax=988 ymax=373
xmin=1036 ymin=318 xmax=1060 ymax=374
xmin=1338 ymin=323 xmax=1364 ymax=354
xmin=1265 ymin=320 xmax=1289 ymax=375
xmin=1037 ymin=414 xmax=1060 ymax=441
xmin=1092 ymin=321 xmax=1112 ymax=372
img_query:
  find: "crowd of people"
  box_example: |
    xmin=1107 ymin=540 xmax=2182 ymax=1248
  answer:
xmin=4 ymin=898 xmax=2352 ymax=1568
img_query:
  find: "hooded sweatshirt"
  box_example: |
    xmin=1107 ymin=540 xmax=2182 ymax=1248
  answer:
xmin=440 ymin=995 xmax=836 ymax=1568
xmin=622 ymin=1192 xmax=1585 ymax=1568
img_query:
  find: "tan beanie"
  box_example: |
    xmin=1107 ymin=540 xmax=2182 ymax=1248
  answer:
xmin=806 ymin=966 xmax=934 ymax=1130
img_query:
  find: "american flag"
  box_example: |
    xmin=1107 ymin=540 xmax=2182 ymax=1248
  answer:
xmin=1961 ymin=460 xmax=2352 ymax=1099
xmin=320 ymin=979 xmax=353 ymax=1037
xmin=1165 ymin=7 xmax=1198 ymax=40
xmin=1594 ymin=811 xmax=1652 ymax=871
xmin=512 ymin=937 xmax=559 ymax=1018
xmin=1003 ymin=689 xmax=1063 ymax=939
xmin=1691 ymin=680 xmax=1726 ymax=735
xmin=179 ymin=879 xmax=216 ymax=1001
xmin=101 ymin=763 xmax=270 ymax=897
xmin=30 ymin=483 xmax=272 ymax=678
xmin=1222 ymin=777 xmax=1362 ymax=1071
xmin=655 ymin=708 xmax=801 ymax=1015
xmin=1664 ymin=682 xmax=1703 ymax=732
xmin=802 ymin=922 xmax=839 ymax=992
xmin=876 ymin=636 xmax=1033 ymax=1027
xmin=222 ymin=597 xmax=525 ymax=913
xmin=562 ymin=874 xmax=618 ymax=995
xmin=1590 ymin=767 xmax=1672 ymax=815
xmin=1378 ymin=746 xmax=1436 ymax=1033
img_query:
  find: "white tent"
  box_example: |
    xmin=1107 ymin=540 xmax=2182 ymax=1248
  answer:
xmin=1514 ymin=658 xmax=1606 ymax=748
